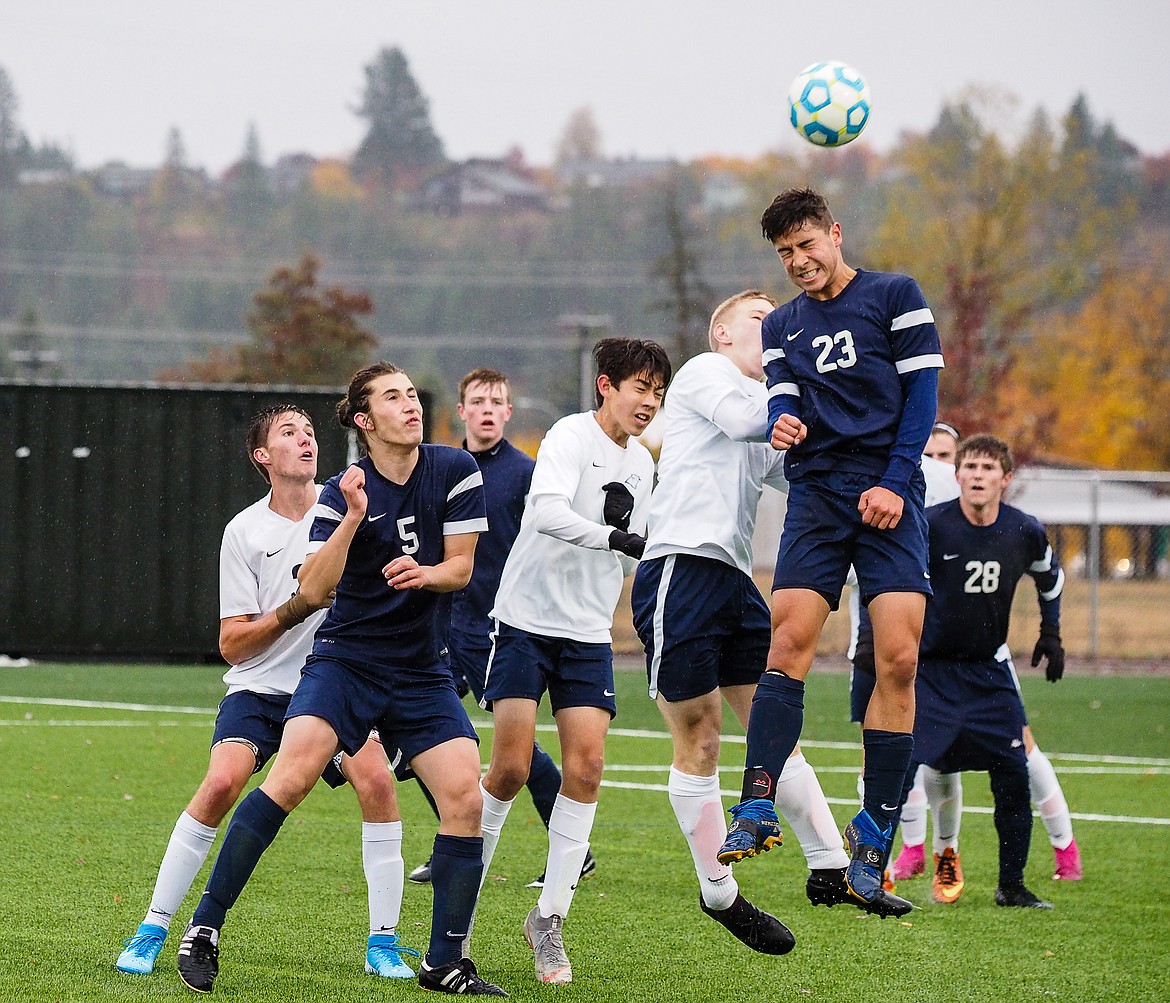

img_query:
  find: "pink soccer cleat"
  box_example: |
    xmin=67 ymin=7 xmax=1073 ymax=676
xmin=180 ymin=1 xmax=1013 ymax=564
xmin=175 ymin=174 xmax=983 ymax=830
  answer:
xmin=1053 ymin=838 xmax=1083 ymax=881
xmin=891 ymin=842 xmax=926 ymax=881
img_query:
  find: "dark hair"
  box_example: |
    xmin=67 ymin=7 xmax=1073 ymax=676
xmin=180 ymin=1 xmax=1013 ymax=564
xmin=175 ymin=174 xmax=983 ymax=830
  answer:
xmin=246 ymin=404 xmax=313 ymax=484
xmin=591 ymin=338 xmax=672 ymax=408
xmin=955 ymin=433 xmax=1014 ymax=474
xmin=336 ymin=362 xmax=407 ymax=451
xmin=760 ymin=187 xmax=835 ymax=243
xmin=459 ymin=367 xmax=511 ymax=403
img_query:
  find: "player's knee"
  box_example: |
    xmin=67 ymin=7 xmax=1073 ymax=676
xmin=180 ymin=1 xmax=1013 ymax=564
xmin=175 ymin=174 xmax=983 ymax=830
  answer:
xmin=348 ymin=764 xmax=396 ymax=815
xmin=439 ymin=773 xmax=484 ymax=831
xmin=560 ymin=749 xmax=604 ymax=798
xmin=877 ymin=644 xmax=918 ymax=689
xmin=486 ymin=760 xmax=531 ymax=801
xmin=196 ymin=766 xmax=249 ymax=818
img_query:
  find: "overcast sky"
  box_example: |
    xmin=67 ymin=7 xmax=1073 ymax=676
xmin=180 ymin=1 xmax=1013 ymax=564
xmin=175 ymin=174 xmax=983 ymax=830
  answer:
xmin=3 ymin=1 xmax=1167 ymax=174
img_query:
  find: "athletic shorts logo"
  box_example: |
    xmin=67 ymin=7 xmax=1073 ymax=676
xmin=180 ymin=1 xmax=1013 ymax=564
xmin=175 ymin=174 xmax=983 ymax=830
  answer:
xmin=603 ymin=689 xmax=616 ymax=697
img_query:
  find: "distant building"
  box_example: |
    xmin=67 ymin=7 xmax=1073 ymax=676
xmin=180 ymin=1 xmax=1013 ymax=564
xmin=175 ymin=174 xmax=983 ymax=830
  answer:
xmin=269 ymin=153 xmax=318 ymax=193
xmin=92 ymin=161 xmax=155 ymax=197
xmin=700 ymin=170 xmax=749 ymax=214
xmin=420 ymin=158 xmax=551 ymax=214
xmin=556 ymin=156 xmax=676 ymax=190
xmin=17 ymin=168 xmax=74 ymax=186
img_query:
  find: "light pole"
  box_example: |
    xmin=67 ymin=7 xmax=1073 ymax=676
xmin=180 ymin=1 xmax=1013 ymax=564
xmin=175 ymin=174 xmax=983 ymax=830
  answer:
xmin=556 ymin=313 xmax=612 ymax=412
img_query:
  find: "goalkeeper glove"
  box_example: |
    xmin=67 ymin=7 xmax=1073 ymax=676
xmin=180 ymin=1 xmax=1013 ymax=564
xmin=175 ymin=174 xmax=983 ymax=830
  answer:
xmin=608 ymin=529 xmax=646 ymax=559
xmin=601 ymin=481 xmax=636 ymax=532
xmin=1031 ymin=624 xmax=1065 ymax=682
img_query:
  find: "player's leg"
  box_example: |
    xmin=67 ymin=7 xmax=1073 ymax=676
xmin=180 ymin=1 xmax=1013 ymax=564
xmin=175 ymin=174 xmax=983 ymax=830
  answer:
xmin=718 ymin=588 xmax=828 ymax=864
xmin=848 ymin=590 xmax=923 ymax=906
xmin=177 ymin=713 xmax=342 ymax=993
xmin=1022 ymin=726 xmax=1082 ymax=880
xmin=480 ymin=696 xmax=539 ymax=869
xmin=342 ymin=734 xmax=415 ymax=979
xmin=891 ymin=766 xmax=928 ymax=880
xmin=989 ymin=754 xmax=1052 ymax=909
xmin=923 ymin=766 xmax=965 ymax=903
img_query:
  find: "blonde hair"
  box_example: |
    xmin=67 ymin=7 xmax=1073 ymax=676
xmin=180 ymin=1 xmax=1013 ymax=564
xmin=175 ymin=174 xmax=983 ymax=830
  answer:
xmin=708 ymin=289 xmax=777 ymax=351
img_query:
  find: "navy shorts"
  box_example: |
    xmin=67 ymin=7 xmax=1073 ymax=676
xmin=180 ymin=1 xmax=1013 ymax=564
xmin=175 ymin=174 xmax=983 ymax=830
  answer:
xmin=772 ymin=469 xmax=930 ymax=609
xmin=288 ymin=655 xmax=478 ymax=780
xmin=212 ymin=690 xmax=346 ymax=788
xmin=449 ymin=626 xmax=492 ymax=703
xmin=481 ymin=620 xmax=617 ymax=718
xmin=912 ymin=657 xmax=1028 ymax=773
xmin=632 ymin=554 xmax=769 ymax=701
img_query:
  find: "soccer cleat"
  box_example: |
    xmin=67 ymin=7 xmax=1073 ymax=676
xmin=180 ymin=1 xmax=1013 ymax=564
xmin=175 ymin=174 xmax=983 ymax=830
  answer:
xmin=176 ymin=923 xmax=219 ymax=994
xmin=843 ymin=811 xmax=913 ymax=917
xmin=1053 ymin=838 xmax=1083 ymax=881
xmin=700 ymin=893 xmax=795 ymax=955
xmin=365 ymin=932 xmax=420 ymax=979
xmin=523 ymin=907 xmax=572 ymax=984
xmin=892 ymin=841 xmax=927 ymax=881
xmin=116 ymin=922 xmax=167 ymax=974
xmin=806 ymin=866 xmax=912 ymax=918
xmin=526 ymin=849 xmax=596 ymax=890
xmin=418 ymin=956 xmax=508 ymax=995
xmin=932 ymin=848 xmax=965 ymax=904
xmin=995 ymin=884 xmax=1054 ymax=909
xmin=409 ymin=856 xmax=433 ymax=884
xmin=716 ymin=798 xmax=783 ymax=865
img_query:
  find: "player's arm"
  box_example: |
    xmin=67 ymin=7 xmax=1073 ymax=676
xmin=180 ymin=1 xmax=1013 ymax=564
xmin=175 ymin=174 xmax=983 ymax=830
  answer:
xmin=219 ymin=613 xmax=295 ymax=665
xmin=298 ymin=465 xmax=367 ymax=605
xmin=860 ymin=367 xmax=939 ymax=530
xmin=528 ymin=423 xmax=617 ymax=551
xmin=1028 ymin=531 xmax=1066 ymax=681
xmin=761 ymin=315 xmax=806 ymax=450
xmin=384 ymin=532 xmax=478 ymax=593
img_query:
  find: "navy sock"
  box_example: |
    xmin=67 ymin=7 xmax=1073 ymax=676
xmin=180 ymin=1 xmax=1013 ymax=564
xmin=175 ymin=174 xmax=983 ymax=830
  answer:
xmin=192 ymin=788 xmax=287 ymax=930
xmin=740 ymin=673 xmax=804 ymax=803
xmin=427 ymin=833 xmax=484 ymax=967
xmin=861 ymin=730 xmax=914 ymax=831
xmin=990 ymin=760 xmax=1033 ymax=887
xmin=527 ymin=740 xmax=562 ymax=828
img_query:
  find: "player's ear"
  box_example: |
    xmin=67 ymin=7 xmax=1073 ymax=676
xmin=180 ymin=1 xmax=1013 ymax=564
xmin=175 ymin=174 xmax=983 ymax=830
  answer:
xmin=253 ymin=447 xmax=269 ymax=466
xmin=354 ymin=412 xmax=370 ymax=430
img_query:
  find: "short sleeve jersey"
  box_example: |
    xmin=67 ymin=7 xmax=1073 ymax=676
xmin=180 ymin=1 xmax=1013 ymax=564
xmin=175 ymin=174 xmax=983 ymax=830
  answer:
xmin=920 ymin=499 xmax=1064 ymax=661
xmin=449 ymin=438 xmax=535 ymax=640
xmin=308 ymin=445 xmax=487 ymax=666
xmin=492 ymin=411 xmax=655 ymax=644
xmin=218 ymin=488 xmax=326 ymax=696
xmin=643 ymin=352 xmax=787 ymax=576
xmin=761 ymin=269 xmax=943 ymax=481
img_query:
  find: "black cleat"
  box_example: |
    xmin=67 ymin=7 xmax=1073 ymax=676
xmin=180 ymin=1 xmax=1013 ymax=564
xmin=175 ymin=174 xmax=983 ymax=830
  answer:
xmin=418 ymin=956 xmax=508 ymax=996
xmin=807 ymin=867 xmax=914 ymax=918
xmin=995 ymin=884 xmax=1054 ymax=909
xmin=176 ymin=924 xmax=219 ymax=994
xmin=700 ymin=893 xmax=796 ymax=955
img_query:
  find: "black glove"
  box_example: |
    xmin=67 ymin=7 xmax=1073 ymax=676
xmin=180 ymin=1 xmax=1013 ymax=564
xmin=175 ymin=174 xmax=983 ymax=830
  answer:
xmin=601 ymin=481 xmax=635 ymax=532
xmin=608 ymin=529 xmax=646 ymax=559
xmin=1031 ymin=625 xmax=1065 ymax=682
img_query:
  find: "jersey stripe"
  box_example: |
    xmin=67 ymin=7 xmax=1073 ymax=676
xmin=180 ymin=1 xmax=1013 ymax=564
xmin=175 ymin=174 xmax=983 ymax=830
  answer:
xmin=768 ymin=382 xmax=802 ymax=398
xmin=762 ymin=348 xmax=786 ymax=365
xmin=311 ymin=502 xmax=344 ymax=523
xmin=1029 ymin=546 xmax=1054 ymax=573
xmin=447 ymin=471 xmax=484 ymax=500
xmin=1039 ymin=567 xmax=1065 ymax=602
xmin=895 ymin=353 xmax=945 ymax=374
xmin=891 ymin=307 xmax=935 ymax=331
xmin=444 ymin=517 xmax=489 ymax=535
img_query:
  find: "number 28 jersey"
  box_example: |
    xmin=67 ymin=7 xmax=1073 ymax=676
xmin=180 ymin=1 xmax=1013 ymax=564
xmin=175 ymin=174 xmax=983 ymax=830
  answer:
xmin=307 ymin=445 xmax=487 ymax=666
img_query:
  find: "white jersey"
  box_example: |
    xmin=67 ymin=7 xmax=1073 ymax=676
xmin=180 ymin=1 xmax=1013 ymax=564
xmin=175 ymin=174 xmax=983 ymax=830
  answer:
xmin=218 ymin=487 xmax=326 ymax=696
xmin=492 ymin=411 xmax=655 ymax=643
xmin=643 ymin=352 xmax=787 ymax=575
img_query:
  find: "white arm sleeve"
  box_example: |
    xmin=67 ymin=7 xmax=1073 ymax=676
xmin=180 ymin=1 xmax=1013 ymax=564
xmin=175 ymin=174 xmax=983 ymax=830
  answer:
xmin=710 ymin=389 xmax=770 ymax=443
xmin=531 ymin=492 xmax=615 ymax=551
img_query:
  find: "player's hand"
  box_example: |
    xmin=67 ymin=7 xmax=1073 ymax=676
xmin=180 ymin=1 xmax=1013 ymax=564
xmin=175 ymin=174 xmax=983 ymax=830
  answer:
xmin=1032 ymin=626 xmax=1065 ymax=682
xmin=601 ymin=481 xmax=636 ymax=532
xmin=339 ymin=464 xmax=368 ymax=521
xmin=383 ymin=555 xmax=429 ymax=590
xmin=608 ymin=529 xmax=646 ymax=559
xmin=770 ymin=414 xmax=807 ymax=451
xmin=858 ymin=486 xmax=904 ymax=530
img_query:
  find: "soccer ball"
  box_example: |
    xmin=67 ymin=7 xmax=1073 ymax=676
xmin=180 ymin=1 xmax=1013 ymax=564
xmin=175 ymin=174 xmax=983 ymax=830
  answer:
xmin=787 ymin=61 xmax=871 ymax=147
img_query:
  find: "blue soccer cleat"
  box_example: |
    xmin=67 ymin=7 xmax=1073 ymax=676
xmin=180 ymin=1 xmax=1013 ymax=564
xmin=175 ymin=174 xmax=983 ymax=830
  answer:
xmin=365 ymin=932 xmax=420 ymax=979
xmin=716 ymin=798 xmax=784 ymax=865
xmin=843 ymin=811 xmax=913 ymax=917
xmin=116 ymin=922 xmax=167 ymax=975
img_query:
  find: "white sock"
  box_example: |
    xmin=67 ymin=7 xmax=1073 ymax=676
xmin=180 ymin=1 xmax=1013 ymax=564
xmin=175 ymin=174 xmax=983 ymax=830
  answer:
xmin=924 ymin=768 xmax=963 ymax=855
xmin=537 ymin=794 xmax=596 ymax=919
xmin=899 ymin=766 xmax=927 ymax=847
xmin=1028 ymin=746 xmax=1074 ymax=849
xmin=667 ymin=766 xmax=737 ymax=910
xmin=362 ymin=820 xmax=404 ymax=935
xmin=144 ymin=812 xmax=217 ymax=930
xmin=774 ymin=753 xmax=849 ymax=869
xmin=462 ymin=783 xmax=515 ymax=958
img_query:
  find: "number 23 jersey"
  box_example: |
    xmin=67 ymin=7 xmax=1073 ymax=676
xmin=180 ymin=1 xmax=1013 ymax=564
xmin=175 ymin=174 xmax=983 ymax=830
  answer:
xmin=308 ymin=445 xmax=487 ymax=665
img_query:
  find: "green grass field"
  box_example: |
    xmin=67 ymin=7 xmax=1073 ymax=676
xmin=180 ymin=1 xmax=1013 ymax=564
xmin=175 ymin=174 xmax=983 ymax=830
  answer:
xmin=2 ymin=660 xmax=1168 ymax=1003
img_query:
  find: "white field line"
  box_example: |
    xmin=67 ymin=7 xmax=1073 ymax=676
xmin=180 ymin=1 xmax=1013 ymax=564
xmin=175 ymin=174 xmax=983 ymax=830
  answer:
xmin=3 ymin=695 xmax=1168 ymax=825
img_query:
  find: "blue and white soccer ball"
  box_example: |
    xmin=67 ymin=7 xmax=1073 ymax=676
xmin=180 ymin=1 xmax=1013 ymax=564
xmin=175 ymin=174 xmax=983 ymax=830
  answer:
xmin=787 ymin=61 xmax=871 ymax=147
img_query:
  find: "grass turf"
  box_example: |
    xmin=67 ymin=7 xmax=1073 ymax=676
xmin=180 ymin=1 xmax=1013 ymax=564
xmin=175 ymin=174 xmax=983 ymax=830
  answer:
xmin=1 ymin=661 xmax=1167 ymax=1002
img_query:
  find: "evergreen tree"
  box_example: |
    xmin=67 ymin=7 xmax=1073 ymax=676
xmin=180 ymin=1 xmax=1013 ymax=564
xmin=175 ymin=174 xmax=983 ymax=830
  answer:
xmin=351 ymin=46 xmax=445 ymax=188
xmin=225 ymin=122 xmax=274 ymax=230
xmin=0 ymin=66 xmax=25 ymax=187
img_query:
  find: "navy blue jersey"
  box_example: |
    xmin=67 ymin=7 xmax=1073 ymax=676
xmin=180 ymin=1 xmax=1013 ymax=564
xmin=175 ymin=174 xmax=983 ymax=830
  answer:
xmin=309 ymin=445 xmax=487 ymax=666
xmin=449 ymin=438 xmax=534 ymax=640
xmin=920 ymin=499 xmax=1063 ymax=661
xmin=762 ymin=269 xmax=943 ymax=483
